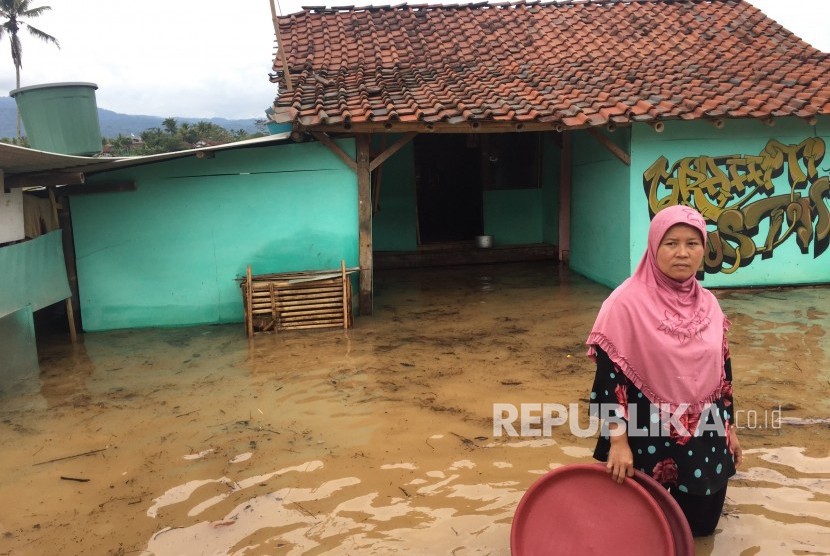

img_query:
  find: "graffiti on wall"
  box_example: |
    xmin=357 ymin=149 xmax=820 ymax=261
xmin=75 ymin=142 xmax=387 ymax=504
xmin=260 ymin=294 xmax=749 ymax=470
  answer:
xmin=643 ymin=138 xmax=830 ymax=274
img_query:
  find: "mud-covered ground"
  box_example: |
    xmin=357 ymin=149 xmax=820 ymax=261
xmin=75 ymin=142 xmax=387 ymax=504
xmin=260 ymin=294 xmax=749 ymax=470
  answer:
xmin=1 ymin=262 xmax=828 ymax=555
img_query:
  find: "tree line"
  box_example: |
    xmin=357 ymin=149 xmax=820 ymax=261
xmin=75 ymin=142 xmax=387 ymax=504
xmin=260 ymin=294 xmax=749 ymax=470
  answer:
xmin=0 ymin=117 xmax=270 ymax=154
xmin=104 ymin=118 xmax=269 ymax=156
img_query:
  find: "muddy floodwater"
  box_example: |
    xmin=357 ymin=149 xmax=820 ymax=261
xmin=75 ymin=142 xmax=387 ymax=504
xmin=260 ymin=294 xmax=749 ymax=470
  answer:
xmin=1 ymin=262 xmax=829 ymax=555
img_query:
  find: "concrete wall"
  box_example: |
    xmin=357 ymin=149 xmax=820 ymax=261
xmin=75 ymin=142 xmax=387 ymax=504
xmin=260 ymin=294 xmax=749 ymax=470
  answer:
xmin=72 ymin=139 xmax=358 ymax=331
xmin=631 ymin=117 xmax=830 ymax=287
xmin=569 ymin=128 xmax=632 ymax=288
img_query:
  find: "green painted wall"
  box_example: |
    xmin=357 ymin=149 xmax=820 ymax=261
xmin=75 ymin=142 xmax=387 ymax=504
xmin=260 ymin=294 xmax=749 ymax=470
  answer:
xmin=0 ymin=230 xmax=71 ymax=316
xmin=0 ymin=307 xmax=39 ymax=393
xmin=483 ymin=188 xmax=543 ymax=245
xmin=631 ymin=117 xmax=830 ymax=287
xmin=569 ymin=128 xmax=632 ymax=288
xmin=73 ymin=139 xmax=357 ymax=331
xmin=372 ymin=136 xmax=418 ymax=251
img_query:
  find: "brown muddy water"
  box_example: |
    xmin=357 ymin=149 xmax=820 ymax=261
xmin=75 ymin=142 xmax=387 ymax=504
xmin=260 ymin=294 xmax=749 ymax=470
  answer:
xmin=1 ymin=262 xmax=828 ymax=555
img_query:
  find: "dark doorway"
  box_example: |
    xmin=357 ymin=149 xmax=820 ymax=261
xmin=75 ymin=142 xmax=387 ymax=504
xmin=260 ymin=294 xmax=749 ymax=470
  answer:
xmin=413 ymin=134 xmax=482 ymax=244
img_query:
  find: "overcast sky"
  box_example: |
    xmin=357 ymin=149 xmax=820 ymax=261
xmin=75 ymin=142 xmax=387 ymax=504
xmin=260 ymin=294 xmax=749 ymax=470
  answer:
xmin=2 ymin=0 xmax=828 ymax=120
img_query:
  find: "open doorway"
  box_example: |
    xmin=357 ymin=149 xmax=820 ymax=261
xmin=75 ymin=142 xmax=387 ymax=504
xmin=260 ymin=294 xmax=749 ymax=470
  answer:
xmin=413 ymin=134 xmax=482 ymax=245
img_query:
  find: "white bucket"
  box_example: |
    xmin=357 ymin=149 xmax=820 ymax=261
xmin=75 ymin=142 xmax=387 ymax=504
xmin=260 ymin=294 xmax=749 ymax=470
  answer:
xmin=476 ymin=235 xmax=494 ymax=248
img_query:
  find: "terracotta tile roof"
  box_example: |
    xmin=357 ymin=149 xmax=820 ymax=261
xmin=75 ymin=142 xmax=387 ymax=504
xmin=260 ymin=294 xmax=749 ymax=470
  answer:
xmin=269 ymin=0 xmax=830 ymax=131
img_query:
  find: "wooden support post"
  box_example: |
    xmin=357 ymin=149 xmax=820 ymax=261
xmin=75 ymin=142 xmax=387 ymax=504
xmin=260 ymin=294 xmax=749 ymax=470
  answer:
xmin=356 ymin=134 xmax=373 ymax=316
xmin=246 ymin=265 xmax=254 ymax=338
xmin=48 ymin=188 xmax=77 ymax=343
xmin=341 ymin=260 xmax=348 ymax=328
xmin=269 ymin=282 xmax=278 ymax=332
xmin=57 ymin=197 xmax=82 ymax=339
xmin=558 ymin=132 xmax=572 ymax=264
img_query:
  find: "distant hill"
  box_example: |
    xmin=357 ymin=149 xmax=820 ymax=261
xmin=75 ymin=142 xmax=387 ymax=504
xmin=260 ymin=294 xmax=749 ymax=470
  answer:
xmin=0 ymin=96 xmax=262 ymax=139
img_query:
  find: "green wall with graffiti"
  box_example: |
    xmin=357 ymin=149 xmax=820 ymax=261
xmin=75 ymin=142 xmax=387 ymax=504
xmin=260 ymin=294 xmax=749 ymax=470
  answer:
xmin=570 ymin=129 xmax=632 ymax=288
xmin=632 ymin=117 xmax=830 ymax=287
xmin=72 ymin=140 xmax=358 ymax=331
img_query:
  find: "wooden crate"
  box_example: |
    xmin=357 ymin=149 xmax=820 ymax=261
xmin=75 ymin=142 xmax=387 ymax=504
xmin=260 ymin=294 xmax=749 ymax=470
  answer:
xmin=240 ymin=261 xmax=355 ymax=336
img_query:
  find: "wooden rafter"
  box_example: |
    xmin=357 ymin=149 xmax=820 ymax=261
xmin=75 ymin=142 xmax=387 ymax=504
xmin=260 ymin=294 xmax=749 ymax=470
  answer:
xmin=269 ymin=0 xmax=293 ymax=91
xmin=369 ymin=132 xmax=417 ymax=172
xmin=310 ymin=131 xmax=357 ymax=171
xmin=587 ymin=128 xmax=630 ymax=166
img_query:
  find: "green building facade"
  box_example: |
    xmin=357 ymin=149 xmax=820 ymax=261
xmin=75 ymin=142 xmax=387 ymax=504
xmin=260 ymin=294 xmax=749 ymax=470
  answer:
xmin=65 ymin=117 xmax=829 ymax=331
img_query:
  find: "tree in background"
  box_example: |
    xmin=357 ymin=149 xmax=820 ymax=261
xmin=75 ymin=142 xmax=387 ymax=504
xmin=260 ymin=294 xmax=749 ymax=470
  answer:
xmin=0 ymin=0 xmax=59 ymax=137
xmin=162 ymin=117 xmax=177 ymax=135
xmin=0 ymin=134 xmax=28 ymax=147
xmin=104 ymin=118 xmax=265 ymax=156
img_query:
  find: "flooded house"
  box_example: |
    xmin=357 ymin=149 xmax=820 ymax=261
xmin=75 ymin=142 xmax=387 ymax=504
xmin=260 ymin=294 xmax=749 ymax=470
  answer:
xmin=267 ymin=0 xmax=830 ymax=305
xmin=2 ymin=1 xmax=830 ymax=553
xmin=4 ymin=1 xmax=830 ymax=338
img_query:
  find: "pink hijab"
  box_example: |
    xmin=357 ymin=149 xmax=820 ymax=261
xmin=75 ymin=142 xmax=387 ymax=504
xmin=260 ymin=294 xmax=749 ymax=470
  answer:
xmin=586 ymin=205 xmax=728 ymax=413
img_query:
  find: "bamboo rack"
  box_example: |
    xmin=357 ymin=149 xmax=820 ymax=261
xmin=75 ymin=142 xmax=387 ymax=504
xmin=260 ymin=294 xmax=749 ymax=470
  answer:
xmin=240 ymin=261 xmax=356 ymax=336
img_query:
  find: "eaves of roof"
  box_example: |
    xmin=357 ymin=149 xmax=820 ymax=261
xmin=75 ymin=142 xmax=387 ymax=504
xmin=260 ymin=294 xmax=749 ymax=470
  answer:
xmin=0 ymin=133 xmax=292 ymax=180
xmin=268 ymin=0 xmax=830 ymax=132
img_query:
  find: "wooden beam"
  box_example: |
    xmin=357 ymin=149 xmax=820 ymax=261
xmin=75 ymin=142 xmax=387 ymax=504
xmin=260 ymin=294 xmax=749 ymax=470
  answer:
xmin=302 ymin=121 xmax=631 ymax=135
xmin=310 ymin=131 xmax=357 ymax=172
xmin=587 ymin=128 xmax=630 ymax=166
xmin=356 ymin=134 xmax=373 ymax=316
xmin=57 ymin=196 xmax=82 ymax=340
xmin=6 ymin=172 xmax=85 ymax=189
xmin=558 ymin=131 xmax=572 ymax=264
xmin=269 ymin=0 xmax=293 ymax=92
xmin=369 ymin=131 xmax=417 ymax=172
xmin=58 ymin=181 xmax=136 ymax=196
xmin=246 ymin=266 xmax=254 ymax=338
xmin=48 ymin=188 xmax=77 ymax=343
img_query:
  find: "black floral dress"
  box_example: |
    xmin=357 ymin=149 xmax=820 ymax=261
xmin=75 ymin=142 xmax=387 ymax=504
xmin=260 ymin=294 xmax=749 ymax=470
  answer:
xmin=589 ymin=346 xmax=737 ymax=496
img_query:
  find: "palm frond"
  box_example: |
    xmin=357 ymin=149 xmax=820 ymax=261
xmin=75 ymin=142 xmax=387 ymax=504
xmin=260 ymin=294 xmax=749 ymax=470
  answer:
xmin=24 ymin=22 xmax=58 ymax=47
xmin=21 ymin=5 xmax=51 ymax=18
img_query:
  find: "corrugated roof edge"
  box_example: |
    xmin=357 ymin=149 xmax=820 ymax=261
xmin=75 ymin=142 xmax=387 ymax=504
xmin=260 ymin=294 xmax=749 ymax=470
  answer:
xmin=0 ymin=132 xmax=293 ymax=177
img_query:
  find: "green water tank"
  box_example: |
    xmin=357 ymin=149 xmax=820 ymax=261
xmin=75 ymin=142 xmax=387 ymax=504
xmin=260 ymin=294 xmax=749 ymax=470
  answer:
xmin=9 ymin=82 xmax=102 ymax=156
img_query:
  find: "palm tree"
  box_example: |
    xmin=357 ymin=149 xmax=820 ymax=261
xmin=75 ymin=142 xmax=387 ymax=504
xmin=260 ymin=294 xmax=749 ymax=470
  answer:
xmin=0 ymin=0 xmax=59 ymax=137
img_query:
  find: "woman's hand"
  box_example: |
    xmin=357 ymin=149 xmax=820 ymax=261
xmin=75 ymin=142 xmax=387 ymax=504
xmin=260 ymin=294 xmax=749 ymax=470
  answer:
xmin=606 ymin=423 xmax=634 ymax=484
xmin=729 ymin=426 xmax=743 ymax=468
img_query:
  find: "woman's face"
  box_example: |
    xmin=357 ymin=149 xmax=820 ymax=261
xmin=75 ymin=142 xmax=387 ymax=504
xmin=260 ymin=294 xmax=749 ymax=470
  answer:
xmin=656 ymin=224 xmax=704 ymax=281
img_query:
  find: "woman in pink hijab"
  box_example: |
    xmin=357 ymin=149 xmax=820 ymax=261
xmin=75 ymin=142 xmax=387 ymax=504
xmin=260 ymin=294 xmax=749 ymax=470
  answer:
xmin=587 ymin=204 xmax=742 ymax=537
